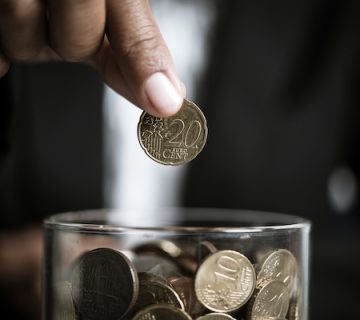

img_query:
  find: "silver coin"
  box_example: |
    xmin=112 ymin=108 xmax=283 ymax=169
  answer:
xmin=195 ymin=250 xmax=256 ymax=312
xmin=53 ymin=281 xmax=77 ymax=320
xmin=132 ymin=304 xmax=192 ymax=320
xmin=196 ymin=313 xmax=237 ymax=320
xmin=256 ymin=249 xmax=297 ymax=291
xmin=248 ymin=281 xmax=290 ymax=320
xmin=71 ymin=248 xmax=139 ymax=320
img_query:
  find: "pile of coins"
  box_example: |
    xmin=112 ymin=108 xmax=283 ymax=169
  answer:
xmin=53 ymin=241 xmax=300 ymax=320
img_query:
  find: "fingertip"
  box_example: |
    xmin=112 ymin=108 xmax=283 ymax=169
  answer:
xmin=144 ymin=72 xmax=184 ymax=117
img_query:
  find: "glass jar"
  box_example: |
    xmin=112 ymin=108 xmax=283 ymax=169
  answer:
xmin=43 ymin=208 xmax=310 ymax=320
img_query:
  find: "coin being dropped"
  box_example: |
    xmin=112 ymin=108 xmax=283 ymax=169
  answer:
xmin=247 ymin=281 xmax=290 ymax=320
xmin=132 ymin=304 xmax=192 ymax=320
xmin=195 ymin=250 xmax=256 ymax=313
xmin=138 ymin=99 xmax=208 ymax=165
xmin=71 ymin=248 xmax=139 ymax=320
xmin=196 ymin=313 xmax=237 ymax=320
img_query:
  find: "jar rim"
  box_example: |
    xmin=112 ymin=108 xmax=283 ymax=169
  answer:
xmin=43 ymin=208 xmax=311 ymax=234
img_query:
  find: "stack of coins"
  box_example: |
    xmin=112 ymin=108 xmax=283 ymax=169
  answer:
xmin=53 ymin=243 xmax=300 ymax=320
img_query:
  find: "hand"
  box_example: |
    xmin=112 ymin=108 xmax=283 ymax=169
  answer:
xmin=0 ymin=0 xmax=185 ymax=117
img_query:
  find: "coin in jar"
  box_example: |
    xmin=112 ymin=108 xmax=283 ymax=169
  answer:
xmin=256 ymin=249 xmax=297 ymax=291
xmin=194 ymin=250 xmax=256 ymax=313
xmin=132 ymin=304 xmax=192 ymax=320
xmin=138 ymin=99 xmax=208 ymax=165
xmin=247 ymin=281 xmax=290 ymax=320
xmin=134 ymin=278 xmax=184 ymax=312
xmin=196 ymin=313 xmax=237 ymax=320
xmin=169 ymin=276 xmax=205 ymax=318
xmin=71 ymin=248 xmax=139 ymax=320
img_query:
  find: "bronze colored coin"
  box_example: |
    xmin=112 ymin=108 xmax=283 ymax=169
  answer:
xmin=169 ymin=276 xmax=205 ymax=318
xmin=194 ymin=250 xmax=256 ymax=313
xmin=256 ymin=249 xmax=297 ymax=291
xmin=196 ymin=313 xmax=237 ymax=320
xmin=138 ymin=99 xmax=208 ymax=165
xmin=132 ymin=304 xmax=192 ymax=320
xmin=71 ymin=248 xmax=139 ymax=320
xmin=134 ymin=278 xmax=184 ymax=312
xmin=248 ymin=281 xmax=290 ymax=320
xmin=53 ymin=281 xmax=77 ymax=320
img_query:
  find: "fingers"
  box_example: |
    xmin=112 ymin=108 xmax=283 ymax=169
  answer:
xmin=0 ymin=0 xmax=46 ymax=60
xmin=0 ymin=51 xmax=10 ymax=77
xmin=48 ymin=0 xmax=106 ymax=61
xmin=102 ymin=0 xmax=185 ymax=117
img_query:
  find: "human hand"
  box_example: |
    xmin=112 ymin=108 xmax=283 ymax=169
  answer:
xmin=0 ymin=0 xmax=185 ymax=117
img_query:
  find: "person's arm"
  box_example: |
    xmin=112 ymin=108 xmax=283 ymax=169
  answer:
xmin=0 ymin=0 xmax=185 ymax=117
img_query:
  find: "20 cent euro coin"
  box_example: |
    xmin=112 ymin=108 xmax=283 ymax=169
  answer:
xmin=138 ymin=99 xmax=208 ymax=165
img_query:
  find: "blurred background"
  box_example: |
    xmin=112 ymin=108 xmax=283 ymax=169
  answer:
xmin=1 ymin=0 xmax=360 ymax=319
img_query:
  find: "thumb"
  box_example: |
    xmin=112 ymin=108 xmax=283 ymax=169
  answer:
xmin=96 ymin=0 xmax=185 ymax=117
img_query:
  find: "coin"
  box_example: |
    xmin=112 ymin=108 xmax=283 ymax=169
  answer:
xmin=288 ymin=298 xmax=299 ymax=320
xmin=196 ymin=313 xmax=237 ymax=320
xmin=134 ymin=240 xmax=198 ymax=274
xmin=197 ymin=241 xmax=218 ymax=259
xmin=256 ymin=249 xmax=297 ymax=291
xmin=194 ymin=250 xmax=256 ymax=312
xmin=247 ymin=281 xmax=290 ymax=320
xmin=138 ymin=99 xmax=208 ymax=165
xmin=132 ymin=304 xmax=192 ymax=320
xmin=53 ymin=281 xmax=77 ymax=320
xmin=71 ymin=248 xmax=139 ymax=320
xmin=134 ymin=278 xmax=184 ymax=312
xmin=169 ymin=276 xmax=205 ymax=318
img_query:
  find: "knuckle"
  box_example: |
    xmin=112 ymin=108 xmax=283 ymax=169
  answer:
xmin=123 ymin=25 xmax=163 ymax=64
xmin=0 ymin=0 xmax=36 ymax=19
xmin=52 ymin=45 xmax=95 ymax=62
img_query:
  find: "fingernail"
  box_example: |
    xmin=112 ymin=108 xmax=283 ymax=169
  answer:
xmin=145 ymin=72 xmax=183 ymax=116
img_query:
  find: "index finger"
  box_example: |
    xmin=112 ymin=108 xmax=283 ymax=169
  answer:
xmin=105 ymin=0 xmax=185 ymax=117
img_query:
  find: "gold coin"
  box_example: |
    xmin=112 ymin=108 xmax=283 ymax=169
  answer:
xmin=247 ymin=281 xmax=290 ymax=320
xmin=132 ymin=304 xmax=192 ymax=320
xmin=256 ymin=249 xmax=297 ymax=291
xmin=138 ymin=99 xmax=208 ymax=165
xmin=194 ymin=250 xmax=256 ymax=313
